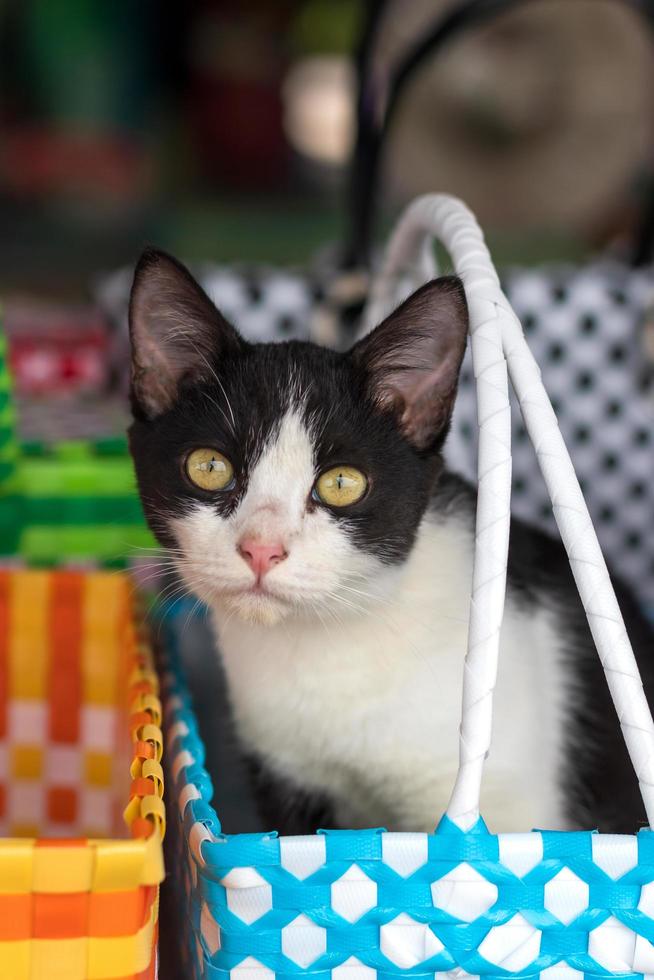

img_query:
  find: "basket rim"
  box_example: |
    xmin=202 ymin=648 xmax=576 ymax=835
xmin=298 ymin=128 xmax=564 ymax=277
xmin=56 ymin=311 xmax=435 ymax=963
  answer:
xmin=0 ymin=568 xmax=165 ymax=889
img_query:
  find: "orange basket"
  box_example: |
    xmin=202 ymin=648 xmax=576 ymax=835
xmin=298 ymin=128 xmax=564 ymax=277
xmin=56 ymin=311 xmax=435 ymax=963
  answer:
xmin=0 ymin=570 xmax=165 ymax=979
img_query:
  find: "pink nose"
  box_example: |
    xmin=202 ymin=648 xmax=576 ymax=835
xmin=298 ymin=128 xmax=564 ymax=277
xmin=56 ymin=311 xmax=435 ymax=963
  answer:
xmin=237 ymin=538 xmax=288 ymax=578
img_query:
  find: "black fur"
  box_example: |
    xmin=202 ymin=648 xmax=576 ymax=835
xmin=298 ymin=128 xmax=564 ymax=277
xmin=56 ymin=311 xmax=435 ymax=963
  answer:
xmin=128 ymin=250 xmax=654 ymax=835
xmin=129 ymin=261 xmax=466 ymax=565
xmin=245 ymin=754 xmax=339 ymax=835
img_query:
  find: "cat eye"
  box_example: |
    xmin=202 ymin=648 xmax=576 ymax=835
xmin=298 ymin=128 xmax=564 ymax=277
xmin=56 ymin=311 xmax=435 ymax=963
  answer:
xmin=313 ymin=466 xmax=368 ymax=508
xmin=185 ymin=448 xmax=235 ymax=491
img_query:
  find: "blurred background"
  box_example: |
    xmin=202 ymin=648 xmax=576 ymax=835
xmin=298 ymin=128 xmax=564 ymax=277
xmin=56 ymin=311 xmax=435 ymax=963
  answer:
xmin=2 ymin=0 xmax=653 ymax=288
xmin=1 ymin=0 xmax=654 ymax=414
xmin=3 ymin=0 xmax=654 ymax=568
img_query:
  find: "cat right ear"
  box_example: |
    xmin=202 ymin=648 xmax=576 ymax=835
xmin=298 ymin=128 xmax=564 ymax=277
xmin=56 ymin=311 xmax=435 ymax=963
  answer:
xmin=350 ymin=276 xmax=469 ymax=451
xmin=128 ymin=248 xmax=242 ymax=419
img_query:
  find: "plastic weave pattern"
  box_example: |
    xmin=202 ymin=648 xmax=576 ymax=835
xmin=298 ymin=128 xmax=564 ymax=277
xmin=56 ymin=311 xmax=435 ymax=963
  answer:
xmin=160 ymin=604 xmax=654 ymax=980
xmin=0 ymin=309 xmax=154 ymax=564
xmin=0 ymin=569 xmax=165 ymax=980
xmin=159 ymin=194 xmax=654 ymax=980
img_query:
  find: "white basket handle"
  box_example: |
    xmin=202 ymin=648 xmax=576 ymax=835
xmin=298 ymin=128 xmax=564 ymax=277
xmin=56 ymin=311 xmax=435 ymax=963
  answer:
xmin=362 ymin=194 xmax=654 ymax=831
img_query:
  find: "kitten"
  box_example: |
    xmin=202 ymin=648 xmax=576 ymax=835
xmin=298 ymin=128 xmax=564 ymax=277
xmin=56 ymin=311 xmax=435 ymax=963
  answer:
xmin=128 ymin=248 xmax=654 ymax=835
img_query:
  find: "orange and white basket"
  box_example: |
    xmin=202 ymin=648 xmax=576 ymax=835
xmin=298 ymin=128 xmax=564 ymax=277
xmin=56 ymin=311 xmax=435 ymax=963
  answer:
xmin=0 ymin=569 xmax=165 ymax=980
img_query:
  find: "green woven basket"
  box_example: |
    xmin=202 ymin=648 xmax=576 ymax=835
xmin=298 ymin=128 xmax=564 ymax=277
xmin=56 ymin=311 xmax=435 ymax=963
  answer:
xmin=0 ymin=310 xmax=154 ymax=564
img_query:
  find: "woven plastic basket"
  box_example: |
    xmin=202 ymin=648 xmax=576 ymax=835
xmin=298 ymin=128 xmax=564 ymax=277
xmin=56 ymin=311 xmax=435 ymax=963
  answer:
xmin=160 ymin=194 xmax=654 ymax=980
xmin=0 ymin=320 xmax=155 ymax=564
xmin=0 ymin=569 xmax=165 ymax=979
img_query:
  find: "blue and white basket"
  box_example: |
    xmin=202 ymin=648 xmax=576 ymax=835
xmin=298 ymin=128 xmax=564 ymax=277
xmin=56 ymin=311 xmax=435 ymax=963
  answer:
xmin=160 ymin=195 xmax=654 ymax=980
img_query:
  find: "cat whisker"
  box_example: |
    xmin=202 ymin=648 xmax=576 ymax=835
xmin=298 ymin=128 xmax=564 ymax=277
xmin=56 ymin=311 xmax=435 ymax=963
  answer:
xmin=200 ymin=387 xmax=236 ymax=435
xmin=142 ymin=579 xmax=196 ymax=639
xmin=341 ymin=579 xmax=467 ymax=628
xmin=138 ymin=564 xmax=186 ymax=580
xmin=324 ymin=591 xmax=367 ymax=617
xmin=175 ymin=330 xmax=237 ymax=435
xmin=124 ymin=569 xmax=176 ymax=591
xmin=338 ymin=583 xmax=387 ymax=605
xmin=126 ymin=563 xmax=183 ymax=578
xmin=181 ymin=594 xmax=206 ymax=637
xmin=131 ymin=556 xmax=186 ymax=571
xmin=127 ymin=544 xmax=187 ymax=556
xmin=310 ymin=596 xmax=344 ymax=631
xmin=155 ymin=577 xmax=197 ymax=606
xmin=307 ymin=597 xmax=335 ymax=641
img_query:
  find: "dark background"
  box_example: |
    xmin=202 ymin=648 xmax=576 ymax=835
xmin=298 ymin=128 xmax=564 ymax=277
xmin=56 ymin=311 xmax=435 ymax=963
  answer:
xmin=2 ymin=0 xmax=653 ymax=300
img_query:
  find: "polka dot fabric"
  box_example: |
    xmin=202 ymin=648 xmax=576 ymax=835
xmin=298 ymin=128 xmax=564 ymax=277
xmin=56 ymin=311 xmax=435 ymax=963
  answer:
xmin=447 ymin=262 xmax=654 ymax=609
xmin=199 ymin=265 xmax=320 ymax=344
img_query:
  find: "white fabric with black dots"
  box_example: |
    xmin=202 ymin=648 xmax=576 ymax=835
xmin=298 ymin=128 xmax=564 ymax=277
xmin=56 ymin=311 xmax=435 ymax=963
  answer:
xmin=199 ymin=265 xmax=320 ymax=343
xmin=447 ymin=261 xmax=654 ymax=610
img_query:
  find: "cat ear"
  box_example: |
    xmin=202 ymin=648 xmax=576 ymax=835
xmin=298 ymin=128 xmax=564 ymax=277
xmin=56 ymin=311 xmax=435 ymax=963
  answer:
xmin=128 ymin=248 xmax=242 ymax=419
xmin=351 ymin=277 xmax=469 ymax=450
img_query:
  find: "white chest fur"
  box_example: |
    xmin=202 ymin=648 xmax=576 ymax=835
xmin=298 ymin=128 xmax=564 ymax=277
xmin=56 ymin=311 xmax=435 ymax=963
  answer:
xmin=212 ymin=516 xmax=567 ymax=833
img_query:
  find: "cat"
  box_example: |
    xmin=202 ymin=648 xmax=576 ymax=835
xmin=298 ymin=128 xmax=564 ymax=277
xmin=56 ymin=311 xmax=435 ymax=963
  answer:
xmin=128 ymin=247 xmax=654 ymax=835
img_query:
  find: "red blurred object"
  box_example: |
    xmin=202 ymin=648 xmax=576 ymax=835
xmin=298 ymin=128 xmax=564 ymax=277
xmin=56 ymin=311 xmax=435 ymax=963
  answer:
xmin=191 ymin=77 xmax=288 ymax=187
xmin=186 ymin=3 xmax=295 ymax=189
xmin=6 ymin=302 xmax=112 ymax=397
xmin=0 ymin=126 xmax=151 ymax=202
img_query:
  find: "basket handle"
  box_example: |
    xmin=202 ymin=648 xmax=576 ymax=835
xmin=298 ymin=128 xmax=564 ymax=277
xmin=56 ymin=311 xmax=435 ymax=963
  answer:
xmin=362 ymin=193 xmax=654 ymax=831
xmin=344 ymin=0 xmax=654 ymax=271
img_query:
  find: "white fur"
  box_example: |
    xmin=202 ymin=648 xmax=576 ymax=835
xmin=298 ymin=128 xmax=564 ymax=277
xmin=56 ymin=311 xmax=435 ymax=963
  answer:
xmin=172 ymin=411 xmax=568 ymax=833
xmin=172 ymin=409 xmax=390 ymax=626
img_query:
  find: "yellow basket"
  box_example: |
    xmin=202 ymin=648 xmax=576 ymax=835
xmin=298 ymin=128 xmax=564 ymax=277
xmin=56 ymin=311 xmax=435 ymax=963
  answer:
xmin=0 ymin=569 xmax=165 ymax=979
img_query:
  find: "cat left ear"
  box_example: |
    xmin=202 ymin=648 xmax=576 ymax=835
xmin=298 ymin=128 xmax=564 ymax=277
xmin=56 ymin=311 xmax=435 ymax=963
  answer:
xmin=128 ymin=248 xmax=242 ymax=419
xmin=350 ymin=277 xmax=469 ymax=450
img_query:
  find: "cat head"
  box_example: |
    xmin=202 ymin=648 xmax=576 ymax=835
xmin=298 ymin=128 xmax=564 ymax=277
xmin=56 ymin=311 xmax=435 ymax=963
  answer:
xmin=128 ymin=250 xmax=469 ymax=625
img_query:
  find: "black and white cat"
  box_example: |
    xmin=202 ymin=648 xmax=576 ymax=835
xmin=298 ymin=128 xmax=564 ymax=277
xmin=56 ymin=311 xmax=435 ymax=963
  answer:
xmin=128 ymin=248 xmax=654 ymax=836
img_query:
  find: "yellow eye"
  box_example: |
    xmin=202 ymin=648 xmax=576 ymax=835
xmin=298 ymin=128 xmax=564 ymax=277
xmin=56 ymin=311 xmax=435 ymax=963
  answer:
xmin=185 ymin=448 xmax=234 ymax=491
xmin=314 ymin=466 xmax=368 ymax=507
